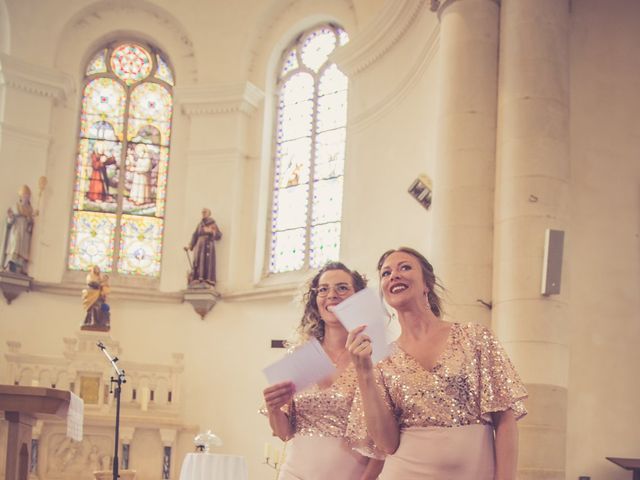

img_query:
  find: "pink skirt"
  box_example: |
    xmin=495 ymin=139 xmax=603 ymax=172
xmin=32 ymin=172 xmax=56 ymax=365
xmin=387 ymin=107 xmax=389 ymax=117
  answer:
xmin=380 ymin=424 xmax=495 ymax=480
xmin=279 ymin=436 xmax=368 ymax=480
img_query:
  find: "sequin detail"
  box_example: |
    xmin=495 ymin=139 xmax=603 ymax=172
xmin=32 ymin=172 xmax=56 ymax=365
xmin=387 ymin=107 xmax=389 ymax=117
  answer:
xmin=287 ymin=364 xmax=359 ymax=438
xmin=347 ymin=323 xmax=527 ymax=456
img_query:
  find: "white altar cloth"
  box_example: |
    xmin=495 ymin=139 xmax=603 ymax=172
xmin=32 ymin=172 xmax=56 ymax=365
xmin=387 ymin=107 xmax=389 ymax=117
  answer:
xmin=179 ymin=453 xmax=248 ymax=480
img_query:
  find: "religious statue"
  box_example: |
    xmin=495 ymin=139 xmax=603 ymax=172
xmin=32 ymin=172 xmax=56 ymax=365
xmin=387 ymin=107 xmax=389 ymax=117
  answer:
xmin=185 ymin=208 xmax=222 ymax=287
xmin=2 ymin=184 xmax=38 ymax=275
xmin=81 ymin=265 xmax=111 ymax=330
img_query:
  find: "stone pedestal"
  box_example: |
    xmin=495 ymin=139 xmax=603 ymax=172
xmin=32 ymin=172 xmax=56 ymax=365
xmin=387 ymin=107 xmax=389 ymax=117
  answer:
xmin=183 ymin=287 xmax=221 ymax=319
xmin=0 ymin=271 xmax=32 ymax=304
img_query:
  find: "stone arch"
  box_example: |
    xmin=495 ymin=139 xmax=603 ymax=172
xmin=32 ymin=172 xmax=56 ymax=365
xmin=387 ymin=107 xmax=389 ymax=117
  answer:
xmin=246 ymin=0 xmax=356 ymax=84
xmin=55 ymin=0 xmax=197 ymax=84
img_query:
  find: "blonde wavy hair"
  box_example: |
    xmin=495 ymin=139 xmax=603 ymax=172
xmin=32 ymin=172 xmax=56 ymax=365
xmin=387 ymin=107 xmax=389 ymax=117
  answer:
xmin=289 ymin=262 xmax=367 ymax=347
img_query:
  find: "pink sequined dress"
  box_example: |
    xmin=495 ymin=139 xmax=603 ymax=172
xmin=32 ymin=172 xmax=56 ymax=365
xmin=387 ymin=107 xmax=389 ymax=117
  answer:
xmin=278 ymin=365 xmax=369 ymax=480
xmin=347 ymin=322 xmax=528 ymax=480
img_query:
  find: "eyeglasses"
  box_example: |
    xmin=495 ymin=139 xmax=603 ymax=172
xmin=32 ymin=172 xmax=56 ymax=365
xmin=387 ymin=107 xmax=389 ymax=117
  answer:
xmin=314 ymin=283 xmax=353 ymax=297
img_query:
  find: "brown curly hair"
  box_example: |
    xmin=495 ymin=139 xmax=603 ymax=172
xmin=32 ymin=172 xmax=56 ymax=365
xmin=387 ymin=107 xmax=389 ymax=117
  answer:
xmin=292 ymin=261 xmax=367 ymax=345
xmin=377 ymin=247 xmax=444 ymax=317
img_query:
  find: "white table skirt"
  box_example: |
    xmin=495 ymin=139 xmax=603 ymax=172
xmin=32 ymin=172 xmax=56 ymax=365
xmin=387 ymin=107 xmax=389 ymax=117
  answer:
xmin=179 ymin=453 xmax=248 ymax=480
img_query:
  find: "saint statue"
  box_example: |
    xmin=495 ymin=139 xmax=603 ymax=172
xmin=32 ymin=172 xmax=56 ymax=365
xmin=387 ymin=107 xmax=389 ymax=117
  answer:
xmin=2 ymin=185 xmax=37 ymax=275
xmin=81 ymin=265 xmax=111 ymax=330
xmin=185 ymin=208 xmax=222 ymax=286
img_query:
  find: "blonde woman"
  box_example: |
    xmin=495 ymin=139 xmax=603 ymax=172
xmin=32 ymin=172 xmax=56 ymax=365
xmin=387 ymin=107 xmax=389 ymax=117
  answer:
xmin=347 ymin=248 xmax=527 ymax=480
xmin=262 ymin=262 xmax=384 ymax=480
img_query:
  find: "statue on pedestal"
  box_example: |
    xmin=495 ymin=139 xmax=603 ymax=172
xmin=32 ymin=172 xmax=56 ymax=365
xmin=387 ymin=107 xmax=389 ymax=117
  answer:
xmin=2 ymin=184 xmax=37 ymax=275
xmin=81 ymin=265 xmax=111 ymax=331
xmin=185 ymin=208 xmax=222 ymax=287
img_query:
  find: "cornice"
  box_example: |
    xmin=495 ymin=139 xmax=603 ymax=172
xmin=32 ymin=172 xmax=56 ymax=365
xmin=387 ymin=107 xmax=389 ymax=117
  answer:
xmin=176 ymin=81 xmax=265 ymax=117
xmin=30 ymin=280 xmax=296 ymax=303
xmin=331 ymin=0 xmax=426 ymax=76
xmin=0 ymin=53 xmax=74 ymax=102
xmin=32 ymin=281 xmax=183 ymax=304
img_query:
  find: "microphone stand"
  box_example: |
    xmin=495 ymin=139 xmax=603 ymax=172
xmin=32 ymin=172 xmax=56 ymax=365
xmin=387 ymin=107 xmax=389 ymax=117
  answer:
xmin=97 ymin=342 xmax=126 ymax=480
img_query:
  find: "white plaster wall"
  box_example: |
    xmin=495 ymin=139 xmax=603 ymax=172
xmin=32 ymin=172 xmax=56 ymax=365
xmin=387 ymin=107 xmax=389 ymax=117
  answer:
xmin=1 ymin=0 xmax=640 ymax=479
xmin=566 ymin=1 xmax=640 ymax=479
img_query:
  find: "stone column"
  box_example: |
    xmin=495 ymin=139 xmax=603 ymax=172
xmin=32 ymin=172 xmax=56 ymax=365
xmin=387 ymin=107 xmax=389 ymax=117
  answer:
xmin=430 ymin=0 xmax=500 ymax=325
xmin=493 ymin=1 xmax=570 ymax=478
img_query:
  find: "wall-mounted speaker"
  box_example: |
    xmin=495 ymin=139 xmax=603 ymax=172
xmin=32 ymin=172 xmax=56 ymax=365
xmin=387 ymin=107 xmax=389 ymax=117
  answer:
xmin=541 ymin=229 xmax=565 ymax=296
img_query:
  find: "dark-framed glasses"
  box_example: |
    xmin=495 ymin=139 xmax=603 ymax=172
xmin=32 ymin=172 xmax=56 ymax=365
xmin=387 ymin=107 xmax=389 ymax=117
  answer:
xmin=314 ymin=283 xmax=353 ymax=297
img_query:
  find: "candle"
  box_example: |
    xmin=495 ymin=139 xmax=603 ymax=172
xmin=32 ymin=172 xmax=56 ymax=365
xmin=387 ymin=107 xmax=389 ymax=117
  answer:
xmin=263 ymin=443 xmax=270 ymax=461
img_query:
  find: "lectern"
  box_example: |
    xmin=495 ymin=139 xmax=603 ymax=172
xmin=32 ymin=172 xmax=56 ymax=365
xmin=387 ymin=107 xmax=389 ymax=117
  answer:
xmin=0 ymin=385 xmax=74 ymax=480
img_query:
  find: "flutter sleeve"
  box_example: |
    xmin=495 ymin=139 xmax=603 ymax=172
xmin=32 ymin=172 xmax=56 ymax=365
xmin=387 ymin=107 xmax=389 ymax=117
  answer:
xmin=345 ymin=365 xmax=391 ymax=460
xmin=474 ymin=324 xmax=528 ymax=421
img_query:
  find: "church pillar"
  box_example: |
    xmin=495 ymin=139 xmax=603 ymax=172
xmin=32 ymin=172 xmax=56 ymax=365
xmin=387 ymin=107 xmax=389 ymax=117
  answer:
xmin=176 ymin=83 xmax=263 ymax=289
xmin=431 ymin=0 xmax=500 ymax=325
xmin=493 ymin=1 xmax=570 ymax=478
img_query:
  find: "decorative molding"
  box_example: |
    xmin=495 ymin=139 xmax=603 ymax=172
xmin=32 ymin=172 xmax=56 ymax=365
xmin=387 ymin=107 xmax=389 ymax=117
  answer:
xmin=0 ymin=53 xmax=74 ymax=102
xmin=0 ymin=122 xmax=53 ymax=150
xmin=331 ymin=0 xmax=426 ymax=76
xmin=32 ymin=281 xmax=183 ymax=304
xmin=349 ymin=24 xmax=440 ymax=133
xmin=221 ymin=283 xmax=297 ymax=302
xmin=176 ymin=82 xmax=265 ymax=117
xmin=29 ymin=279 xmax=295 ymax=304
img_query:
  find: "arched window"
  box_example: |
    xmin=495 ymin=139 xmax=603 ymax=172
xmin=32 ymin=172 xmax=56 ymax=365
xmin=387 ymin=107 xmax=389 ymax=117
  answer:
xmin=68 ymin=41 xmax=174 ymax=277
xmin=269 ymin=23 xmax=349 ymax=274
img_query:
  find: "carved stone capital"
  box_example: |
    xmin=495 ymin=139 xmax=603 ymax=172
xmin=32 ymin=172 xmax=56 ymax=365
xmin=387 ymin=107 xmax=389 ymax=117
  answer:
xmin=0 ymin=53 xmax=74 ymax=103
xmin=176 ymin=81 xmax=264 ymax=117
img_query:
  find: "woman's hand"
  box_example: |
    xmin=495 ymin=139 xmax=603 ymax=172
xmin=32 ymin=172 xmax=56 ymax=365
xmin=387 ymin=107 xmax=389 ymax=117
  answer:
xmin=346 ymin=325 xmax=374 ymax=372
xmin=263 ymin=381 xmax=295 ymax=413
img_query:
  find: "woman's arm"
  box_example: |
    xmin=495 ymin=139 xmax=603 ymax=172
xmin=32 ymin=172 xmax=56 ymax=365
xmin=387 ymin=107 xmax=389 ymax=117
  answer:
xmin=263 ymin=381 xmax=295 ymax=441
xmin=492 ymin=409 xmax=518 ymax=480
xmin=347 ymin=325 xmax=400 ymax=454
xmin=360 ymin=458 xmax=384 ymax=480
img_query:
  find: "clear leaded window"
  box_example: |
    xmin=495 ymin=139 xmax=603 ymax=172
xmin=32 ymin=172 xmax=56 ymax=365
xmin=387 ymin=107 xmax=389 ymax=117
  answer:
xmin=269 ymin=23 xmax=349 ymax=273
xmin=68 ymin=42 xmax=174 ymax=277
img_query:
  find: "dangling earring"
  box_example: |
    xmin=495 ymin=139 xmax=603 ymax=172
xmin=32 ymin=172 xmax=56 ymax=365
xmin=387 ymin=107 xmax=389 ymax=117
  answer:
xmin=427 ymin=290 xmax=440 ymax=316
xmin=425 ymin=291 xmax=432 ymax=311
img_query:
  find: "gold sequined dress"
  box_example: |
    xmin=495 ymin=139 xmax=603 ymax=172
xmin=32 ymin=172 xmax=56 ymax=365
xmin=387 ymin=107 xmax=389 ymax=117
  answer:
xmin=278 ymin=364 xmax=369 ymax=480
xmin=347 ymin=322 xmax=527 ymax=480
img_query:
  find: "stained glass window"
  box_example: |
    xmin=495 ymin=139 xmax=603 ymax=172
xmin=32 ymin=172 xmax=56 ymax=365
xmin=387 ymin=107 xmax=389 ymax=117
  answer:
xmin=269 ymin=24 xmax=349 ymax=274
xmin=68 ymin=41 xmax=174 ymax=277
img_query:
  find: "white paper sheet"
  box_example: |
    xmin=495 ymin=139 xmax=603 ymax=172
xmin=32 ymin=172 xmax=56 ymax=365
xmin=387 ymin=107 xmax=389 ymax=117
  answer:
xmin=262 ymin=338 xmax=336 ymax=392
xmin=331 ymin=287 xmax=390 ymax=363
